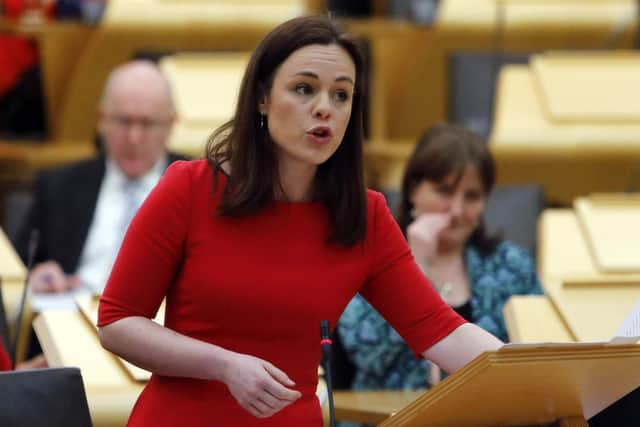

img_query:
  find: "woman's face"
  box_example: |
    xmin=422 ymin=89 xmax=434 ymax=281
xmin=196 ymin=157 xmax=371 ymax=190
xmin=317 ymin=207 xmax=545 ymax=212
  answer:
xmin=410 ymin=165 xmax=487 ymax=248
xmin=259 ymin=43 xmax=356 ymax=173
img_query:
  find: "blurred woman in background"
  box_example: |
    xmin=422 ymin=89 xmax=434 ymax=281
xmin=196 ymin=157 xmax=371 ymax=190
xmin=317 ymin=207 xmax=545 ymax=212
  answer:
xmin=339 ymin=123 xmax=542 ymax=390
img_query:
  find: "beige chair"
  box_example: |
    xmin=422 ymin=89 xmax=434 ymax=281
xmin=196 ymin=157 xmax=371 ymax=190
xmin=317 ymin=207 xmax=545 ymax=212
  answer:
xmin=490 ymin=52 xmax=640 ymax=204
xmin=159 ymin=52 xmax=250 ymax=158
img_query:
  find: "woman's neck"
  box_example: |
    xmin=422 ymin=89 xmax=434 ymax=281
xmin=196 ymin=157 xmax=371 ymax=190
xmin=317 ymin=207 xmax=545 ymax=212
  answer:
xmin=276 ymin=162 xmax=317 ymax=202
xmin=436 ymin=242 xmax=466 ymax=261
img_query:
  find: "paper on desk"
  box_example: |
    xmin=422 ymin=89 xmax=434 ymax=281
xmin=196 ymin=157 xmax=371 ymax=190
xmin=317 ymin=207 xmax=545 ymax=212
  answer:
xmin=28 ymin=286 xmax=95 ymax=312
xmin=614 ymin=297 xmax=640 ymax=338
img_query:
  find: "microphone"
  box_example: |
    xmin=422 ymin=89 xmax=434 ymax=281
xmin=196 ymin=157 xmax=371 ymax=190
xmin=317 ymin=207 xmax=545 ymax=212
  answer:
xmin=11 ymin=229 xmax=39 ymax=369
xmin=320 ymin=320 xmax=336 ymax=427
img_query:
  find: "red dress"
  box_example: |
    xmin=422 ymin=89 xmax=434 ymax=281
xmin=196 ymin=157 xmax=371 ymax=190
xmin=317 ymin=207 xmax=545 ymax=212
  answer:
xmin=98 ymin=160 xmax=464 ymax=426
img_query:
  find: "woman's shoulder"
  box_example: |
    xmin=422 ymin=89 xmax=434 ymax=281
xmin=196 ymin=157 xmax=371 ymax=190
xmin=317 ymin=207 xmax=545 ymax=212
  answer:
xmin=364 ymin=189 xmax=393 ymax=217
xmin=470 ymin=240 xmax=533 ymax=263
xmin=493 ymin=241 xmax=535 ymax=265
xmin=164 ymin=159 xmax=224 ymax=187
xmin=165 ymin=158 xmax=208 ymax=176
xmin=468 ymin=240 xmax=541 ymax=291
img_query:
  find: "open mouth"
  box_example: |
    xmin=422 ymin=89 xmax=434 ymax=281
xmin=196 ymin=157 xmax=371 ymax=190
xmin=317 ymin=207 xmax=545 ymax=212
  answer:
xmin=307 ymin=126 xmax=332 ymax=139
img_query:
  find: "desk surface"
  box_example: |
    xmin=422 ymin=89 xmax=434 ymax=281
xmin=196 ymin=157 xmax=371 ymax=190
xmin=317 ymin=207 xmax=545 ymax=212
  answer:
xmin=33 ymin=311 xmax=143 ymax=427
xmin=334 ymin=390 xmax=423 ymax=424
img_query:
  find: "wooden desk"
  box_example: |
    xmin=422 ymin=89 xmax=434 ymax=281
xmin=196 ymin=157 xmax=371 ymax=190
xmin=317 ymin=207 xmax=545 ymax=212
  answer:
xmin=538 ymin=209 xmax=640 ymax=283
xmin=33 ymin=311 xmax=143 ymax=427
xmin=334 ymin=390 xmax=422 ymax=425
xmin=34 ymin=307 xmax=329 ymax=426
xmin=503 ymin=295 xmax=575 ymax=343
xmin=537 ymin=208 xmax=640 ymax=341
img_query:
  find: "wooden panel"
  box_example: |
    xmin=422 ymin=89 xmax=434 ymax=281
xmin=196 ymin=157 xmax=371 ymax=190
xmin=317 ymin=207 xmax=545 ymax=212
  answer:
xmin=33 ymin=311 xmax=141 ymax=388
xmin=334 ymin=390 xmax=422 ymax=424
xmin=75 ymin=295 xmax=165 ymax=382
xmin=537 ymin=209 xmax=640 ymax=283
xmin=503 ymin=295 xmax=575 ymax=343
xmin=533 ymin=53 xmax=640 ymax=123
xmin=33 ymin=311 xmax=143 ymax=427
xmin=490 ymin=67 xmax=640 ymax=204
xmin=558 ymin=417 xmax=589 ymax=427
xmin=380 ymin=343 xmax=640 ymax=426
xmin=160 ymin=52 xmax=249 ymax=157
xmin=545 ymin=278 xmax=640 ymax=342
xmin=574 ymin=195 xmax=640 ymax=272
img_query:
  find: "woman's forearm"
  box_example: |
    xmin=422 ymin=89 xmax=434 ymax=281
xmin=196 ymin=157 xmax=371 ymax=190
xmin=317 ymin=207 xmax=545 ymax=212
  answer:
xmin=422 ymin=323 xmax=503 ymax=374
xmin=99 ymin=316 xmax=232 ymax=381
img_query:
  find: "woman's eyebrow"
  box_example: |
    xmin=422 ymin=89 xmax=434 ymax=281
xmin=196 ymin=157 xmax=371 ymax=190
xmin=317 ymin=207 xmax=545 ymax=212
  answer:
xmin=293 ymin=71 xmax=354 ymax=85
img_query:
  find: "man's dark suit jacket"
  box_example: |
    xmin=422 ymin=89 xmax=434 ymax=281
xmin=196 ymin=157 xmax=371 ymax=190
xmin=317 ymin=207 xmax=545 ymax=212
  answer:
xmin=16 ymin=153 xmax=188 ymax=271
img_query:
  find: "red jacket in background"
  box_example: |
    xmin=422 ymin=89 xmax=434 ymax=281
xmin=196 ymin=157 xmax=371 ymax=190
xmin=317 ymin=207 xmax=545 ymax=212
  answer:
xmin=0 ymin=35 xmax=38 ymax=97
xmin=0 ymin=344 xmax=11 ymax=371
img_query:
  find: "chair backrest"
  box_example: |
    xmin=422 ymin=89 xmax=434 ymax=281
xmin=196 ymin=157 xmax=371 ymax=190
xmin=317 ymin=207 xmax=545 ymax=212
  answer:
xmin=483 ymin=184 xmax=545 ymax=257
xmin=0 ymin=367 xmax=93 ymax=427
xmin=159 ymin=52 xmax=250 ymax=157
xmin=3 ymin=190 xmax=33 ymax=247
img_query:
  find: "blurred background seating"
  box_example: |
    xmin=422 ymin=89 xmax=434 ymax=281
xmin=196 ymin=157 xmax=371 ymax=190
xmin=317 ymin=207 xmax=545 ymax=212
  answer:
xmin=2 ymin=1 xmax=640 ymax=425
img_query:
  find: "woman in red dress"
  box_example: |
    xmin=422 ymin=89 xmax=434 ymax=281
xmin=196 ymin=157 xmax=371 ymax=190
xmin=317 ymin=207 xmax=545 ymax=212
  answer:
xmin=97 ymin=16 xmax=503 ymax=426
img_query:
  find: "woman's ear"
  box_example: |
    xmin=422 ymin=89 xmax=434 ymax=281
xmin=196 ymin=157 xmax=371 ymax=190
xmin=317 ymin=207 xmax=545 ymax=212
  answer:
xmin=258 ymin=95 xmax=269 ymax=115
xmin=257 ymin=84 xmax=269 ymax=115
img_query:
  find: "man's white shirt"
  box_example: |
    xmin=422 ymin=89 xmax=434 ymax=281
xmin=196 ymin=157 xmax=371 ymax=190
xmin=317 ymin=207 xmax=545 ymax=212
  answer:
xmin=76 ymin=156 xmax=168 ymax=294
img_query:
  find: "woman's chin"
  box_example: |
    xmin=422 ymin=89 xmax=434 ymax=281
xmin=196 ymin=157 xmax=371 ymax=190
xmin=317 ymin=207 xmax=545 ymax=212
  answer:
xmin=439 ymin=233 xmax=468 ymax=251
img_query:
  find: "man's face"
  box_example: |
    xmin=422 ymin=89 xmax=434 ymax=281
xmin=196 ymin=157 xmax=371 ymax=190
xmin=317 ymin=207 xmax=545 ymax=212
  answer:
xmin=98 ymin=80 xmax=175 ymax=179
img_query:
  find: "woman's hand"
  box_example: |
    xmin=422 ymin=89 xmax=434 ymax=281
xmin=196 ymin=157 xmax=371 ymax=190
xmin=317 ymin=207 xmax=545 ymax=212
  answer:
xmin=407 ymin=213 xmax=451 ymax=267
xmin=100 ymin=317 xmax=301 ymax=418
xmin=222 ymin=352 xmax=302 ymax=418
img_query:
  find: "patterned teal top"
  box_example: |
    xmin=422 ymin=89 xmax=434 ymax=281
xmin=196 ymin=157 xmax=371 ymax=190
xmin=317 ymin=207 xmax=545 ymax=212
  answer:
xmin=337 ymin=241 xmax=542 ymax=391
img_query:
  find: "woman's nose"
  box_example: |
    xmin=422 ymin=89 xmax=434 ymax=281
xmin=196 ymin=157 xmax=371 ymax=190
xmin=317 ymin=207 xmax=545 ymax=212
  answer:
xmin=313 ymin=93 xmax=331 ymax=119
xmin=449 ymin=194 xmax=464 ymax=216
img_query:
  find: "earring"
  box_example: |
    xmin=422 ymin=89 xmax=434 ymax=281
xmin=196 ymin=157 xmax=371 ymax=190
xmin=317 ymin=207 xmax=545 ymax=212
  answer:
xmin=259 ymin=114 xmax=266 ymax=129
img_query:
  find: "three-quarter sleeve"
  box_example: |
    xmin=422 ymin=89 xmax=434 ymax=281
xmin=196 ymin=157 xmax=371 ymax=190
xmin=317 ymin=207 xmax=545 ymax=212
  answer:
xmin=98 ymin=161 xmax=192 ymax=326
xmin=360 ymin=192 xmax=465 ymax=356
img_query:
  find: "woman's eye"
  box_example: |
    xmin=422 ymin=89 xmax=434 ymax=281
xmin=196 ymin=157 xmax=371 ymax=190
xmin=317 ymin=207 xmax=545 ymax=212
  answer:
xmin=465 ymin=191 xmax=482 ymax=202
xmin=295 ymin=84 xmax=312 ymax=95
xmin=437 ymin=186 xmax=454 ymax=196
xmin=334 ymin=90 xmax=350 ymax=102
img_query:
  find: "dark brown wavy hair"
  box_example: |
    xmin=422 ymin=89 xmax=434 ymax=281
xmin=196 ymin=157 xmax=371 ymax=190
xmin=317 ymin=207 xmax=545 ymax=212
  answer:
xmin=396 ymin=123 xmax=501 ymax=255
xmin=205 ymin=16 xmax=367 ymax=247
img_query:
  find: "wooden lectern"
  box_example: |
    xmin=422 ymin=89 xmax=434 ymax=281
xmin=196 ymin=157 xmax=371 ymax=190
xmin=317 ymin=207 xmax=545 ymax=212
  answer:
xmin=376 ymin=343 xmax=640 ymax=427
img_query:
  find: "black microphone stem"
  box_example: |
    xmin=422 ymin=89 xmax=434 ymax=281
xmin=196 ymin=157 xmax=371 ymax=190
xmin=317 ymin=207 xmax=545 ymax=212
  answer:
xmin=11 ymin=229 xmax=39 ymax=369
xmin=320 ymin=320 xmax=336 ymax=427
